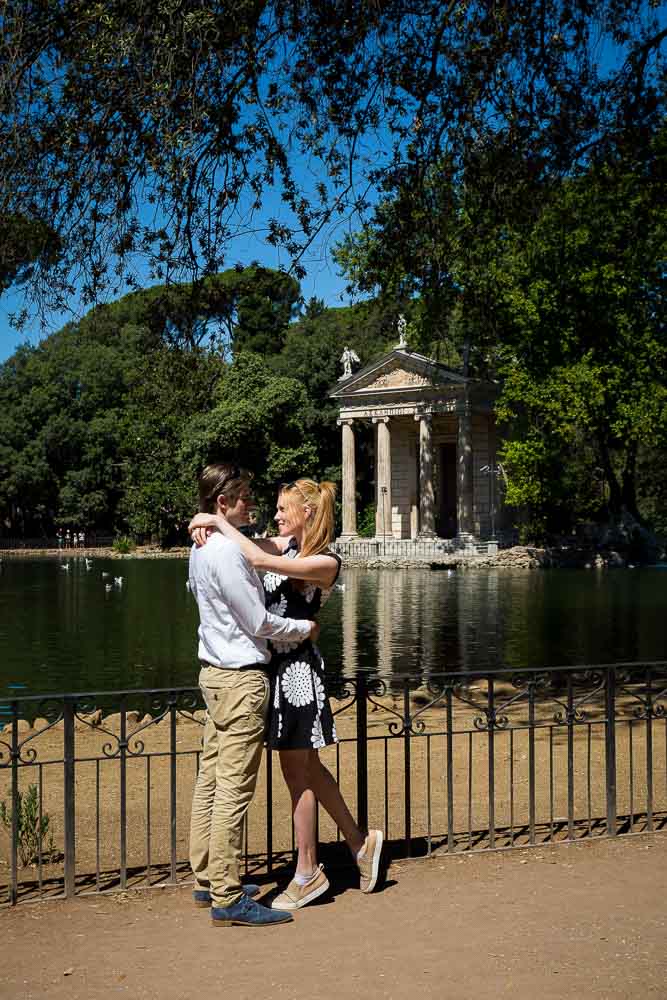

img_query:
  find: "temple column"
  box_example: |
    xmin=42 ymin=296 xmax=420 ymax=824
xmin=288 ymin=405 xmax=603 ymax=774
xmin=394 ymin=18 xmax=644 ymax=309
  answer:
xmin=342 ymin=567 xmax=360 ymax=674
xmin=457 ymin=400 xmax=474 ymax=536
xmin=415 ymin=412 xmax=436 ymax=537
xmin=338 ymin=418 xmax=357 ymax=539
xmin=373 ymin=416 xmax=393 ymax=538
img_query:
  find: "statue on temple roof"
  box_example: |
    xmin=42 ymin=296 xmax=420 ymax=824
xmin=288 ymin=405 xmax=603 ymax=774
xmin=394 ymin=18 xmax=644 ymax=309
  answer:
xmin=397 ymin=314 xmax=408 ymax=349
xmin=339 ymin=346 xmax=360 ymax=380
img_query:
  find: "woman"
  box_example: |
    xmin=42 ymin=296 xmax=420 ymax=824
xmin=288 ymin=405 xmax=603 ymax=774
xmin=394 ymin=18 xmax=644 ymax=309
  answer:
xmin=189 ymin=479 xmax=383 ymax=909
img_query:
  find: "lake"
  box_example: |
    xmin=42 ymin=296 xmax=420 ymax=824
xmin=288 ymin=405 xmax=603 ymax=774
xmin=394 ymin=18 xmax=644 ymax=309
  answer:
xmin=1 ymin=556 xmax=667 ymax=695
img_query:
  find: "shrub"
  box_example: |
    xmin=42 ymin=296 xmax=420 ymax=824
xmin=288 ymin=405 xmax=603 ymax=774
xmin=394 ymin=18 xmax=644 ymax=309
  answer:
xmin=356 ymin=502 xmax=376 ymax=538
xmin=112 ymin=535 xmax=136 ymax=554
xmin=0 ymin=784 xmax=56 ymax=867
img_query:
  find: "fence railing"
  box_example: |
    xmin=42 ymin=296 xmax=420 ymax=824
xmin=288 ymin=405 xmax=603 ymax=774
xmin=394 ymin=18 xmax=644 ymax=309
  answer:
xmin=1 ymin=662 xmax=666 ymax=905
xmin=332 ymin=537 xmax=504 ymax=560
xmin=333 ymin=538 xmax=459 ymax=559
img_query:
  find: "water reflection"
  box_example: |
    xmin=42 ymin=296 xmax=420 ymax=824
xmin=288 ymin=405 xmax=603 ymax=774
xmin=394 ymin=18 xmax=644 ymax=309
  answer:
xmin=1 ymin=559 xmax=666 ymax=693
xmin=325 ymin=566 xmax=667 ymax=679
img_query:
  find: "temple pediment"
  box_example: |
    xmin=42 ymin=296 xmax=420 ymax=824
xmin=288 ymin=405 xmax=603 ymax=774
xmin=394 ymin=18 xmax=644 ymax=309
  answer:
xmin=330 ymin=349 xmax=468 ymax=399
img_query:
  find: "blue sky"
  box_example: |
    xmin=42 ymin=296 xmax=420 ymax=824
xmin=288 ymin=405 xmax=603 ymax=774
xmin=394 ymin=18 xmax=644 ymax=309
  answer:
xmin=0 ymin=208 xmax=363 ymax=363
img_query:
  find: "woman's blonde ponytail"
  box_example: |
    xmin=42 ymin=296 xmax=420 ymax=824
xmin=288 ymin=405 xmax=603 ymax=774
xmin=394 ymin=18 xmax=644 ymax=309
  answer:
xmin=281 ymin=479 xmax=336 ymax=558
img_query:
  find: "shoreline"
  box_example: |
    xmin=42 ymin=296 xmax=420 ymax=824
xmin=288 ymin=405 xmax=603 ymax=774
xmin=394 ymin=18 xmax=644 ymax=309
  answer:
xmin=1 ymin=543 xmax=664 ymax=569
xmin=0 ymin=545 xmax=190 ymax=560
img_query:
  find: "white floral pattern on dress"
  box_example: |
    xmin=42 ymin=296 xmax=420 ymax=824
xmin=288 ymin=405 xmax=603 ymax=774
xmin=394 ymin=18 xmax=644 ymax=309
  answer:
xmin=312 ymin=673 xmax=325 ymax=712
xmin=267 ymin=594 xmax=287 ymax=617
xmin=311 ymin=717 xmax=326 ymax=749
xmin=273 ymin=679 xmax=280 ymax=709
xmin=263 ymin=571 xmax=287 ymax=594
xmin=277 ymin=711 xmax=283 ymax=739
xmin=303 ymin=583 xmax=317 ymax=603
xmin=281 ymin=661 xmax=314 ymax=707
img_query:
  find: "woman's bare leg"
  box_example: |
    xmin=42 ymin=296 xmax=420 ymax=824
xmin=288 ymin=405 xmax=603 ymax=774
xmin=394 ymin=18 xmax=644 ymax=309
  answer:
xmin=280 ymin=749 xmax=365 ymax=874
xmin=280 ymin=749 xmax=318 ymax=875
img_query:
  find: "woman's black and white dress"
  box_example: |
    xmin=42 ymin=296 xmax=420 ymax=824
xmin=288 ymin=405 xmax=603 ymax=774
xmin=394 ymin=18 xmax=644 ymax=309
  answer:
xmin=262 ymin=539 xmax=340 ymax=750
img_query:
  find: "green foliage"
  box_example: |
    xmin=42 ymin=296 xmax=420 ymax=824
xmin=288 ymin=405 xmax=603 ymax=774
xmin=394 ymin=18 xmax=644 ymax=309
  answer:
xmin=180 ymin=352 xmax=319 ymax=494
xmin=1 ymin=2 xmax=663 ymax=313
xmin=0 ymin=267 xmax=395 ymax=542
xmin=494 ymin=131 xmax=667 ymax=529
xmin=0 ymin=784 xmax=56 ymax=867
xmin=112 ymin=535 xmax=136 ymax=555
xmin=0 ymin=279 xmax=225 ymax=540
xmin=356 ymin=503 xmax=377 ymax=539
xmin=339 ymin=120 xmax=667 ymax=536
xmin=0 ymin=214 xmax=60 ymax=295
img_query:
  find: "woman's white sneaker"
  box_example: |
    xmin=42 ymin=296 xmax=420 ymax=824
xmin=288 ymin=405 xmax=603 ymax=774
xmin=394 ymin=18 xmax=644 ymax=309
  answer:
xmin=357 ymin=829 xmax=384 ymax=893
xmin=271 ymin=864 xmax=330 ymax=909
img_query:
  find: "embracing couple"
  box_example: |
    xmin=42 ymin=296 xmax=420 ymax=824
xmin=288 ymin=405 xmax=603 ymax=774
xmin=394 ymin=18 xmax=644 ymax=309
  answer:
xmin=187 ymin=462 xmax=383 ymax=927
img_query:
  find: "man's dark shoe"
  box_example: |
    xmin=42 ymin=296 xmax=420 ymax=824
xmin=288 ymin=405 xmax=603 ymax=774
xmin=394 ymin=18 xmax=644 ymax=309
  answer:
xmin=193 ymin=884 xmax=261 ymax=908
xmin=211 ymin=895 xmax=293 ymax=927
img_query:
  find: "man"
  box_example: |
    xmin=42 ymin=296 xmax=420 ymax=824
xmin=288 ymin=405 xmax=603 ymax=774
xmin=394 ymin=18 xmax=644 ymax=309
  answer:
xmin=188 ymin=462 xmax=318 ymax=927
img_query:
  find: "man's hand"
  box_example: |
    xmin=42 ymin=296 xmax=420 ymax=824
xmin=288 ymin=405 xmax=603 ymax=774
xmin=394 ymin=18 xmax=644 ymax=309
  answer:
xmin=308 ymin=621 xmax=320 ymax=643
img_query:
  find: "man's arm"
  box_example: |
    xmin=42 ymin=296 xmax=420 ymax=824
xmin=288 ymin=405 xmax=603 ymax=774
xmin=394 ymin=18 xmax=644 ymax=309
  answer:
xmin=219 ymin=546 xmax=314 ymax=643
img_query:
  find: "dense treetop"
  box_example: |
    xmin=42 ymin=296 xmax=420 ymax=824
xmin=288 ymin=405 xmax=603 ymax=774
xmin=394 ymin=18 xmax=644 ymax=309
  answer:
xmin=1 ymin=1 xmax=665 ymax=313
xmin=0 ymin=271 xmax=391 ymax=541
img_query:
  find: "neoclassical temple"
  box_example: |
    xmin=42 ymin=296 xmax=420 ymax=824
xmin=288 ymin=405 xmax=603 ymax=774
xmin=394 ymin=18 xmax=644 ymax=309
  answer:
xmin=330 ymin=346 xmax=500 ymax=542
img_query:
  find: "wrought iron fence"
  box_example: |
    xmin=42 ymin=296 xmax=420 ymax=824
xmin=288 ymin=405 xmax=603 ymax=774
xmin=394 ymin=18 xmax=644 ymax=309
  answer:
xmin=1 ymin=662 xmax=666 ymax=905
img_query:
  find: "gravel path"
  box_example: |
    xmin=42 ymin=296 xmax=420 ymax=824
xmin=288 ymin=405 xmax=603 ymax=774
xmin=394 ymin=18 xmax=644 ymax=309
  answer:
xmin=2 ymin=833 xmax=666 ymax=1000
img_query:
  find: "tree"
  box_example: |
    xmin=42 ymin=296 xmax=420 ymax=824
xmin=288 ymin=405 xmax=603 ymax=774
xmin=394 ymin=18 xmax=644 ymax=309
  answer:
xmin=179 ymin=352 xmax=319 ymax=514
xmin=1 ymin=2 xmax=664 ymax=313
xmin=494 ymin=129 xmax=667 ymax=532
xmin=117 ymin=344 xmax=222 ymax=544
xmin=0 ymin=269 xmax=363 ymax=541
xmin=0 ymin=214 xmax=60 ymax=295
xmin=0 ymin=277 xmax=231 ymax=538
xmin=0 ymin=324 xmax=130 ymax=535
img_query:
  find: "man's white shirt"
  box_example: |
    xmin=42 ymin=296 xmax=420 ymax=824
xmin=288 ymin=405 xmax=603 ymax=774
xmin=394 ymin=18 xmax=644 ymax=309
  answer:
xmin=188 ymin=534 xmax=310 ymax=668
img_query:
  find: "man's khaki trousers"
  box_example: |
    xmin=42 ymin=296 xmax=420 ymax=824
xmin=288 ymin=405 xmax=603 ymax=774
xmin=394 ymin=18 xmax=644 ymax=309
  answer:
xmin=189 ymin=665 xmax=270 ymax=907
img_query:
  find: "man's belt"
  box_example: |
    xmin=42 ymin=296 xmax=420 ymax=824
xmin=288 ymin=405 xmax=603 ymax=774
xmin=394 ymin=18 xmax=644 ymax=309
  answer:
xmin=199 ymin=659 xmax=267 ymax=672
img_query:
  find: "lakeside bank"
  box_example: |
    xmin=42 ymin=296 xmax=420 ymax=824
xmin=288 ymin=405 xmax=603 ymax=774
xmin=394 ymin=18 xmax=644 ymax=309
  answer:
xmin=1 ymin=543 xmax=664 ymax=570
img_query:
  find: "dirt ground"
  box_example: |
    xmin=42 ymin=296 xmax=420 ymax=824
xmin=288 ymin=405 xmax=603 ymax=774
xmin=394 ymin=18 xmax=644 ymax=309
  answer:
xmin=2 ymin=833 xmax=666 ymax=1000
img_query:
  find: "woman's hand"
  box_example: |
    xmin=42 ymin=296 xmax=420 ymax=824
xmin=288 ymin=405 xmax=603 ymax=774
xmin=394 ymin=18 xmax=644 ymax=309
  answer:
xmin=188 ymin=512 xmax=225 ymax=548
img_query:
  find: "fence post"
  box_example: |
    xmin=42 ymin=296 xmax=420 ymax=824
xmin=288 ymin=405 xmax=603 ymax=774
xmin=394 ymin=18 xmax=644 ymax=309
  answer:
xmin=9 ymin=703 xmax=18 ymax=905
xmin=403 ymin=681 xmax=412 ymax=857
xmin=487 ymin=677 xmax=495 ymax=849
xmin=645 ymin=666 xmax=654 ymax=832
xmin=528 ymin=678 xmax=536 ymax=845
xmin=63 ymin=697 xmax=76 ymax=897
xmin=605 ymin=666 xmax=617 ymax=837
xmin=169 ymin=696 xmax=178 ymax=882
xmin=119 ymin=696 xmax=127 ymax=889
xmin=445 ymin=686 xmax=454 ymax=852
xmin=355 ymin=675 xmax=368 ymax=833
